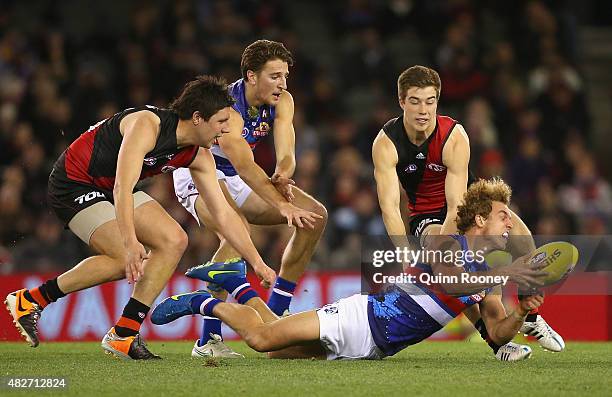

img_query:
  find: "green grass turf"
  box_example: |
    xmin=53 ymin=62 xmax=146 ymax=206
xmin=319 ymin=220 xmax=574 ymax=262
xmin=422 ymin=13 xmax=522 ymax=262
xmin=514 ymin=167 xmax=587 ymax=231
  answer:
xmin=0 ymin=341 xmax=610 ymax=396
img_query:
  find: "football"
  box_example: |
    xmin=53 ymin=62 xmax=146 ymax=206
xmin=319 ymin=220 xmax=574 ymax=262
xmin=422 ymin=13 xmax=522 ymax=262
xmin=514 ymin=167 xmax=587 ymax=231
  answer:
xmin=528 ymin=242 xmax=579 ymax=286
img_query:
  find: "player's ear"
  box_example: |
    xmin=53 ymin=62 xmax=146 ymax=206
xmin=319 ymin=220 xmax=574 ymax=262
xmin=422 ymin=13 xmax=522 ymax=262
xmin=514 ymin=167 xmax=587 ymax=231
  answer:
xmin=398 ymin=95 xmax=405 ymax=110
xmin=246 ymin=70 xmax=257 ymax=85
xmin=475 ymin=214 xmax=486 ymax=228
xmin=192 ymin=111 xmax=201 ymax=125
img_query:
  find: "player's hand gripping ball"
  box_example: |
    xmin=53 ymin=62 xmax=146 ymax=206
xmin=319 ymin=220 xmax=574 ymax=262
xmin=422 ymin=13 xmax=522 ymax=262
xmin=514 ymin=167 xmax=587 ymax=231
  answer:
xmin=528 ymin=242 xmax=579 ymax=286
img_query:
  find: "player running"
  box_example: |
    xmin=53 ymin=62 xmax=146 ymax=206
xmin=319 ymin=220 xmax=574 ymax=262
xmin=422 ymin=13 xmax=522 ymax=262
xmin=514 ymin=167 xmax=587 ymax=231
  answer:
xmin=172 ymin=40 xmax=327 ymax=358
xmin=371 ymin=66 xmax=564 ymax=360
xmin=151 ymin=179 xmax=548 ymax=361
xmin=4 ymin=75 xmax=317 ymax=359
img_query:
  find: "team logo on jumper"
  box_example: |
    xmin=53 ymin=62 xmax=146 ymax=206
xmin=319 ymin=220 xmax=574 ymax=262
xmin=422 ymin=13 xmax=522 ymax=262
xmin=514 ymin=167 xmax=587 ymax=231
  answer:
xmin=253 ymin=121 xmax=270 ymax=137
xmin=248 ymin=105 xmax=259 ymax=118
xmin=144 ymin=157 xmax=157 ymax=166
xmin=470 ymin=291 xmax=486 ymax=302
xmin=405 ymin=164 xmax=417 ymax=173
xmin=161 ymin=165 xmax=177 ymax=173
xmin=426 ymin=163 xmax=446 ymax=172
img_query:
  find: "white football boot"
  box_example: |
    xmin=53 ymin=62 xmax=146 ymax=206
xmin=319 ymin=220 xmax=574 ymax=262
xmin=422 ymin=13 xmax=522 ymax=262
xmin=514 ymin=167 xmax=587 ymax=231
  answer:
xmin=191 ymin=333 xmax=244 ymax=359
xmin=520 ymin=315 xmax=565 ymax=352
xmin=495 ymin=342 xmax=532 ymax=361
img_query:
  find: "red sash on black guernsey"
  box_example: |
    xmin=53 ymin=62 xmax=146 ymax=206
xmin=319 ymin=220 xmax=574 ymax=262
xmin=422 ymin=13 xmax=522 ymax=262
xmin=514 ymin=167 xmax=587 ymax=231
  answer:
xmin=56 ymin=106 xmax=198 ymax=191
xmin=382 ymin=114 xmax=457 ymax=216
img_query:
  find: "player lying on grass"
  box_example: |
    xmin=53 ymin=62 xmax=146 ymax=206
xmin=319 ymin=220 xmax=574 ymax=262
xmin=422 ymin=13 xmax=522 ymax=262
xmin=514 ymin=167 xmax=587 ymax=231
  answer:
xmin=151 ymin=178 xmax=547 ymax=360
xmin=372 ymin=65 xmax=564 ymax=358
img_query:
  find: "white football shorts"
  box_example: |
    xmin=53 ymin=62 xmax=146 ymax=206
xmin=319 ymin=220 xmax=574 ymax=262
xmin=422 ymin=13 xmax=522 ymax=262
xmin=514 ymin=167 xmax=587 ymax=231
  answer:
xmin=173 ymin=167 xmax=253 ymax=224
xmin=316 ymin=294 xmax=384 ymax=360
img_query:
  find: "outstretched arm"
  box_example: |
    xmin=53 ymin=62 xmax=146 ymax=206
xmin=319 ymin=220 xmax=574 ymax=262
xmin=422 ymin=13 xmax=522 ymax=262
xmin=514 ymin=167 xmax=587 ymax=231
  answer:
xmin=479 ymin=291 xmax=544 ymax=345
xmin=273 ymin=91 xmax=296 ymax=178
xmin=115 ymin=110 xmax=159 ymax=283
xmin=373 ymin=131 xmax=410 ymax=249
xmin=220 ymin=108 xmax=291 ymax=208
xmin=189 ymin=147 xmax=276 ymax=287
xmin=271 ymin=91 xmax=297 ymax=201
xmin=219 ymin=109 xmax=320 ymax=228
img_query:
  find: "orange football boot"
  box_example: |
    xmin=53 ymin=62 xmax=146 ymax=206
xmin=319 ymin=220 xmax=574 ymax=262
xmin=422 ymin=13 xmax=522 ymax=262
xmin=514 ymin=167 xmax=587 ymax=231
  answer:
xmin=101 ymin=327 xmax=161 ymax=360
xmin=4 ymin=289 xmax=42 ymax=347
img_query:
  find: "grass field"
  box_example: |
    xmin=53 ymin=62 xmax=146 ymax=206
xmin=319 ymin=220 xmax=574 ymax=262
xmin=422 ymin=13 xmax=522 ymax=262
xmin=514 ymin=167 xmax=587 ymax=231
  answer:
xmin=1 ymin=341 xmax=610 ymax=396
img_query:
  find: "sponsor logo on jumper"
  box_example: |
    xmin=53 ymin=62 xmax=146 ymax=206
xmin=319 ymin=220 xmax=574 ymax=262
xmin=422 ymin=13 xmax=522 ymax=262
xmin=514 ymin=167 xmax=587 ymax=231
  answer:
xmin=144 ymin=157 xmax=157 ymax=166
xmin=74 ymin=191 xmax=105 ymax=205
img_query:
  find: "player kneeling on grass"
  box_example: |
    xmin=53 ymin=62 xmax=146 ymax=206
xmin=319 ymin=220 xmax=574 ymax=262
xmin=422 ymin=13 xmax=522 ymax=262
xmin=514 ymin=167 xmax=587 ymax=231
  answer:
xmin=151 ymin=178 xmax=549 ymax=361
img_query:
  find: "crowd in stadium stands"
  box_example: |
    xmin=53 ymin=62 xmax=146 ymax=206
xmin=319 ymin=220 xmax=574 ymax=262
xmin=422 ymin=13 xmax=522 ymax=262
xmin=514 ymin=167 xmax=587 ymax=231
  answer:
xmin=0 ymin=1 xmax=610 ymax=274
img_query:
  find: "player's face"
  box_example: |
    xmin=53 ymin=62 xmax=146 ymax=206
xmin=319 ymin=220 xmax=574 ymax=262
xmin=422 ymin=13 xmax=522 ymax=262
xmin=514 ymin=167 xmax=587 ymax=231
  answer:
xmin=483 ymin=201 xmax=513 ymax=250
xmin=199 ymin=107 xmax=230 ymax=148
xmin=252 ymin=59 xmax=289 ymax=105
xmin=399 ymin=86 xmax=438 ymax=133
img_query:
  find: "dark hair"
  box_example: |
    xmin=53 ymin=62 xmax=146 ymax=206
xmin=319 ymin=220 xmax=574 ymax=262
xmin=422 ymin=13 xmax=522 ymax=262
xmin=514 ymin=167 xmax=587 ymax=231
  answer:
xmin=456 ymin=178 xmax=512 ymax=234
xmin=169 ymin=75 xmax=234 ymax=120
xmin=397 ymin=65 xmax=442 ymax=100
xmin=241 ymin=40 xmax=294 ymax=78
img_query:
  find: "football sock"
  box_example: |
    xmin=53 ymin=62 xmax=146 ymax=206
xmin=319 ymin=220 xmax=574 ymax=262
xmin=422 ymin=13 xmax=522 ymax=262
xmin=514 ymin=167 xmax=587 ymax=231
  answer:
xmin=190 ymin=296 xmax=222 ymax=317
xmin=219 ymin=275 xmax=259 ymax=305
xmin=199 ymin=317 xmax=223 ymax=345
xmin=115 ymin=298 xmax=149 ymax=337
xmin=26 ymin=278 xmax=66 ymax=308
xmin=474 ymin=318 xmax=502 ymax=353
xmin=267 ymin=277 xmax=296 ymax=316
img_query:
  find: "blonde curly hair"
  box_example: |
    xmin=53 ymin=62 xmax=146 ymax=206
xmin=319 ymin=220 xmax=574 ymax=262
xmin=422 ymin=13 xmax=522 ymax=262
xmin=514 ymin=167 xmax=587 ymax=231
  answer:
xmin=456 ymin=178 xmax=512 ymax=234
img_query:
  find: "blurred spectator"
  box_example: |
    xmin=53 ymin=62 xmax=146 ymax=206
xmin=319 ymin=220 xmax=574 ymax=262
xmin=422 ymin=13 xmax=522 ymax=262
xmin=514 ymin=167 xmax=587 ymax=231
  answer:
xmin=558 ymin=155 xmax=612 ymax=231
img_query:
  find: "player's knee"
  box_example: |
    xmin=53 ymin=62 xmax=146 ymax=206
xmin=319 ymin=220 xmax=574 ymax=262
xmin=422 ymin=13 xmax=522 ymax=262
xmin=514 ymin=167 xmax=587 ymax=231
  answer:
xmin=304 ymin=200 xmax=328 ymax=229
xmin=244 ymin=330 xmax=272 ymax=352
xmin=98 ymin=249 xmax=129 ymax=280
xmin=243 ymin=333 xmax=266 ymax=352
xmin=159 ymin=227 xmax=188 ymax=259
xmin=313 ymin=201 xmax=328 ymax=224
